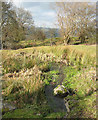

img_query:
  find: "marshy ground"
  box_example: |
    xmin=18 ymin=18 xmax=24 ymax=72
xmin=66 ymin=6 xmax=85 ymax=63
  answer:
xmin=1 ymin=45 xmax=96 ymax=118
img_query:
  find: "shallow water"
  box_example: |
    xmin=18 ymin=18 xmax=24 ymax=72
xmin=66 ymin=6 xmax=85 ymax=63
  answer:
xmin=45 ymin=63 xmax=67 ymax=112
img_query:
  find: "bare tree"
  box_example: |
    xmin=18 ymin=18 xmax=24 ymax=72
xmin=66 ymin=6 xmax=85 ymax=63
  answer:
xmin=55 ymin=2 xmax=96 ymax=44
xmin=15 ymin=7 xmax=34 ymax=31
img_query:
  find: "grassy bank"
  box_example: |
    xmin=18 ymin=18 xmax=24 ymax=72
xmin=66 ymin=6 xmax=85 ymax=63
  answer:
xmin=2 ymin=45 xmax=96 ymax=70
xmin=2 ymin=45 xmax=96 ymax=118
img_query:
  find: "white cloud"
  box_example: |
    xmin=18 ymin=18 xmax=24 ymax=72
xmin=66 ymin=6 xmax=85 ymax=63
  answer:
xmin=20 ymin=3 xmax=57 ymax=28
xmin=35 ymin=19 xmax=57 ymax=28
xmin=42 ymin=11 xmax=56 ymax=17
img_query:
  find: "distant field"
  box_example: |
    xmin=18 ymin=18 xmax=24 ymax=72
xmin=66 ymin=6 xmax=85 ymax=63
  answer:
xmin=2 ymin=45 xmax=96 ymax=57
xmin=2 ymin=45 xmax=96 ymax=67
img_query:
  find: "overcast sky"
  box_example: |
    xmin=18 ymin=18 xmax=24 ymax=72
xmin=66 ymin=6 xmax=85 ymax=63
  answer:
xmin=13 ymin=0 xmax=97 ymax=28
xmin=13 ymin=1 xmax=57 ymax=28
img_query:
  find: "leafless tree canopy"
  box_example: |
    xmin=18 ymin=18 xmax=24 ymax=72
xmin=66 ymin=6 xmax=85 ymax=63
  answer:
xmin=55 ymin=2 xmax=96 ymax=44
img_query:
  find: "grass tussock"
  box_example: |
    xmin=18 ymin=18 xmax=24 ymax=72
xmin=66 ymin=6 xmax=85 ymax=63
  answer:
xmin=2 ymin=65 xmax=44 ymax=108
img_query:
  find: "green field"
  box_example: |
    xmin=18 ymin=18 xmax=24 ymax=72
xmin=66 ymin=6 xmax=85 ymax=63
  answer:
xmin=1 ymin=45 xmax=96 ymax=118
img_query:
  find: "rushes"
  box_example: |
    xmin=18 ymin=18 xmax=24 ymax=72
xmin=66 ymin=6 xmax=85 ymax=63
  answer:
xmin=3 ymin=66 xmax=43 ymax=106
xmin=2 ymin=45 xmax=96 ymax=74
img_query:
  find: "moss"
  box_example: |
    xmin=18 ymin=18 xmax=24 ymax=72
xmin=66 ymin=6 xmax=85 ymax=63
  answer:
xmin=2 ymin=108 xmax=10 ymax=114
xmin=3 ymin=104 xmax=65 ymax=118
xmin=45 ymin=112 xmax=66 ymax=118
xmin=67 ymin=92 xmax=96 ymax=118
xmin=63 ymin=66 xmax=96 ymax=118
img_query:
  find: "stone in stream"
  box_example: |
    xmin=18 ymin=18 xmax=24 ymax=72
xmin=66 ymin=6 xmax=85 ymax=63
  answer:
xmin=54 ymin=85 xmax=69 ymax=98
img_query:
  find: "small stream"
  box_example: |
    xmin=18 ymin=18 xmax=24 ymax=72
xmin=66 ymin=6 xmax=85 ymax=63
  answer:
xmin=44 ymin=63 xmax=67 ymax=112
xmin=1 ymin=62 xmax=68 ymax=115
